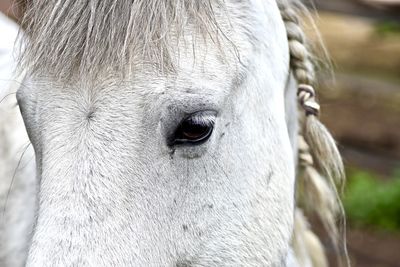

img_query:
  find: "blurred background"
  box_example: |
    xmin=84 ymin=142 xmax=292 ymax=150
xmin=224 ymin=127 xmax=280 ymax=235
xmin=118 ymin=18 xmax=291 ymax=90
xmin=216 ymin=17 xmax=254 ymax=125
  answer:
xmin=304 ymin=0 xmax=400 ymax=266
xmin=1 ymin=0 xmax=400 ymax=266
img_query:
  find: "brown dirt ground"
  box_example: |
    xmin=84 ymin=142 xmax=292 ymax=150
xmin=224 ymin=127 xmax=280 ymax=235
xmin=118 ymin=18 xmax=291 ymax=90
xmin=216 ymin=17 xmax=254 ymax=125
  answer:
xmin=311 ymin=217 xmax=400 ymax=267
xmin=307 ymin=12 xmax=400 ymax=81
xmin=346 ymin=228 xmax=400 ymax=267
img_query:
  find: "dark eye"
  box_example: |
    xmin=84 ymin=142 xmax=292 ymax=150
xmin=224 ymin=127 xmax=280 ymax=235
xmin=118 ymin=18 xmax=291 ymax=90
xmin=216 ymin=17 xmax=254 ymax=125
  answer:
xmin=170 ymin=111 xmax=216 ymax=146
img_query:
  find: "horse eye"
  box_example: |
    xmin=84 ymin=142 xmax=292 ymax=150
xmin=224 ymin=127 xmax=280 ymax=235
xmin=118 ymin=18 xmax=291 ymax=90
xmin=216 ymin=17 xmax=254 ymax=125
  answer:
xmin=170 ymin=111 xmax=216 ymax=146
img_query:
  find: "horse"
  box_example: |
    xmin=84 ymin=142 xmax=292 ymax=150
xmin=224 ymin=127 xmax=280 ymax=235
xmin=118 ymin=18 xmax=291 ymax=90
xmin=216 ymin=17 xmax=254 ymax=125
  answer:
xmin=0 ymin=0 xmax=347 ymax=266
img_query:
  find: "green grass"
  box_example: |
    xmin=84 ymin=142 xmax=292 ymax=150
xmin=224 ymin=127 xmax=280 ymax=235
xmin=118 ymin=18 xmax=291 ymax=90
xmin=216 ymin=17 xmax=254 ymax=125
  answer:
xmin=344 ymin=168 xmax=400 ymax=231
xmin=374 ymin=21 xmax=400 ymax=36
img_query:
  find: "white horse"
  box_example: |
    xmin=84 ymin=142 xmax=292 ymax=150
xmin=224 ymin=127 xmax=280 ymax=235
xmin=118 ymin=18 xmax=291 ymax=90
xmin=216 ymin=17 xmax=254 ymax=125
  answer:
xmin=1 ymin=0 xmax=347 ymax=266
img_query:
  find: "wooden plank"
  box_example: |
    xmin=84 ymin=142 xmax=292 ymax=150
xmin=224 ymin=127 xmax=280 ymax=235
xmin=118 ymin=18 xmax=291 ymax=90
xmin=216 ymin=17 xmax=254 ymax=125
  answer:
xmin=304 ymin=0 xmax=400 ymax=21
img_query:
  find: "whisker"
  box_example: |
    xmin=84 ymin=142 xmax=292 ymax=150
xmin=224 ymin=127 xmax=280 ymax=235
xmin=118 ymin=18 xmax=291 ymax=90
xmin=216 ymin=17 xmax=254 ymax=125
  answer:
xmin=0 ymin=92 xmax=17 ymax=105
xmin=0 ymin=77 xmax=29 ymax=106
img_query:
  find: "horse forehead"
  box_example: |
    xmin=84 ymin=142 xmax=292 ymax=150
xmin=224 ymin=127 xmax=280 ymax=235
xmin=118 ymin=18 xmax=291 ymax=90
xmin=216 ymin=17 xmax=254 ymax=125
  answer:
xmin=21 ymin=0 xmax=290 ymax=108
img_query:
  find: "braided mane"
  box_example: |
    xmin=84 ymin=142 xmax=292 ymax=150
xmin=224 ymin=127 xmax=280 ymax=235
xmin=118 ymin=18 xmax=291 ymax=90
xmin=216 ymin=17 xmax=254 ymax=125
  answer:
xmin=278 ymin=1 xmax=348 ymax=266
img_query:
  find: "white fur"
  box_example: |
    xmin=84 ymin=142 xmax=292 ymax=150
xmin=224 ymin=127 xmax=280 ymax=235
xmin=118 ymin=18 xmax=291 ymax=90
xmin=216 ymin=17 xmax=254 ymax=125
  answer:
xmin=2 ymin=0 xmax=323 ymax=266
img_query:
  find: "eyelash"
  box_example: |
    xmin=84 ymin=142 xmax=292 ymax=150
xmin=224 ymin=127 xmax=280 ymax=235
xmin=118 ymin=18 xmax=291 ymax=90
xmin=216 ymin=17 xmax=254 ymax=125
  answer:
xmin=185 ymin=114 xmax=215 ymax=127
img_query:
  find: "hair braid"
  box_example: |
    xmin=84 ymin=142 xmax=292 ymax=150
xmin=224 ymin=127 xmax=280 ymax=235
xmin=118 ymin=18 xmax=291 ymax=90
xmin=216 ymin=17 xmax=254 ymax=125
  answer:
xmin=277 ymin=1 xmax=349 ymax=266
xmin=279 ymin=0 xmax=344 ymax=181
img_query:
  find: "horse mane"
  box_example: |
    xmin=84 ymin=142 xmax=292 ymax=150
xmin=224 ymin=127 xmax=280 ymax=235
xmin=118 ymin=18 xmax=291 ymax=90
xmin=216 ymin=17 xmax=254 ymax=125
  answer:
xmin=277 ymin=0 xmax=349 ymax=266
xmin=18 ymin=0 xmax=224 ymax=80
xmin=16 ymin=0 xmax=347 ymax=266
